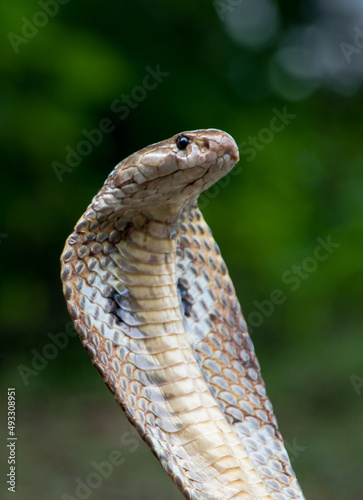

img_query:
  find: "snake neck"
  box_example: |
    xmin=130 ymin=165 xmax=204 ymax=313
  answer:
xmin=63 ymin=201 xmax=187 ymax=334
xmin=83 ymin=170 xmax=199 ymax=229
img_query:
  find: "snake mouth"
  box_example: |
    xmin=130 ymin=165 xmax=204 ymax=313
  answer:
xmin=204 ymin=131 xmax=239 ymax=164
xmin=225 ymin=142 xmax=239 ymax=164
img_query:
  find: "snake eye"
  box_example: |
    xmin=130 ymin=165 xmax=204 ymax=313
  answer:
xmin=176 ymin=135 xmax=189 ymax=150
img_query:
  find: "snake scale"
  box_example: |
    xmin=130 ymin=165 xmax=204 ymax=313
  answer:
xmin=61 ymin=129 xmax=305 ymax=500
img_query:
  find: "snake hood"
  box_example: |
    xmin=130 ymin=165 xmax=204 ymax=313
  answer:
xmin=61 ymin=129 xmax=305 ymax=500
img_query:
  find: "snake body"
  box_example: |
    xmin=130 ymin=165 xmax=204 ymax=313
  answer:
xmin=61 ymin=129 xmax=305 ymax=500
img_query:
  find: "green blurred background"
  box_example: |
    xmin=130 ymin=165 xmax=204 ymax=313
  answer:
xmin=1 ymin=0 xmax=363 ymax=498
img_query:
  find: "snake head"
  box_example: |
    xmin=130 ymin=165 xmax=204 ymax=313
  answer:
xmin=91 ymin=129 xmax=239 ymax=221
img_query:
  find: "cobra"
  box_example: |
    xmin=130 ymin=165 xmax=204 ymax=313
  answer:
xmin=61 ymin=129 xmax=305 ymax=500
